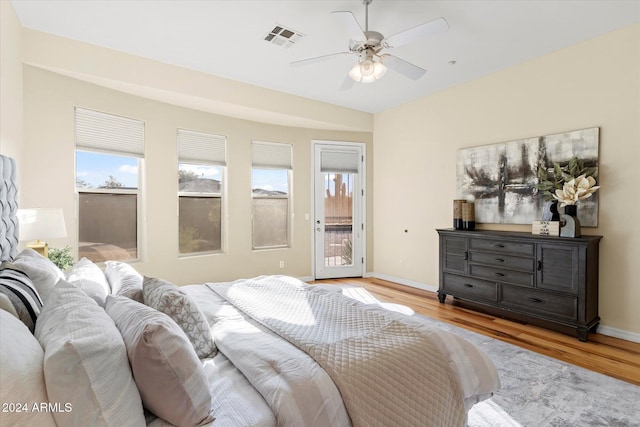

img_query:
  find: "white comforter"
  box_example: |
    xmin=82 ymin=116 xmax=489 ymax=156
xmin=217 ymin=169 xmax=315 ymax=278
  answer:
xmin=175 ymin=277 xmax=500 ymax=427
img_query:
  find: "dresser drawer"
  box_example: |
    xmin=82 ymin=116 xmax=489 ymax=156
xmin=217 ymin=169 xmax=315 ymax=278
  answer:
xmin=470 ymin=239 xmax=535 ymax=256
xmin=469 ymin=251 xmax=534 ymax=271
xmin=500 ymin=286 xmax=577 ymax=321
xmin=443 ymin=274 xmax=497 ymax=302
xmin=470 ymin=265 xmax=534 ymax=287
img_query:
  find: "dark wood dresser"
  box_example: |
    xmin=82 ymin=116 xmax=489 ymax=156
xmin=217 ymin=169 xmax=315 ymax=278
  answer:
xmin=437 ymin=228 xmax=601 ymax=341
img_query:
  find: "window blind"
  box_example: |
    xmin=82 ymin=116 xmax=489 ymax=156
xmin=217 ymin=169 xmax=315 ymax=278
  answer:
xmin=252 ymin=141 xmax=292 ymax=169
xmin=178 ymin=129 xmax=227 ymax=166
xmin=75 ymin=107 xmax=144 ymax=157
xmin=320 ymin=150 xmax=359 ymax=173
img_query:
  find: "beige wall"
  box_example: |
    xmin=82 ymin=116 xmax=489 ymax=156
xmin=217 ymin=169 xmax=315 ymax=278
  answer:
xmin=373 ymin=24 xmax=640 ymax=336
xmin=22 ymin=65 xmax=373 ymax=284
xmin=0 ymin=1 xmax=23 ymax=169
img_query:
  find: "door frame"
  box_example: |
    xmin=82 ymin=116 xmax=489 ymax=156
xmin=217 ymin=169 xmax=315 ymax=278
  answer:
xmin=311 ymin=140 xmax=366 ymax=279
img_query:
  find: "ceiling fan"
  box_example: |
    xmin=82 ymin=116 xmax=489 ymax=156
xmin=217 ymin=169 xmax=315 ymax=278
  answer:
xmin=291 ymin=0 xmax=449 ymax=89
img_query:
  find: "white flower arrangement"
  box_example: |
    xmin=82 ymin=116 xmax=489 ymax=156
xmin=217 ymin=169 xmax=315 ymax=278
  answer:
xmin=553 ymin=174 xmax=600 ymax=208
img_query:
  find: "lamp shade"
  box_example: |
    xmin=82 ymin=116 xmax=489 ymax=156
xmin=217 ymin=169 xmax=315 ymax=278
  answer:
xmin=17 ymin=208 xmax=67 ymax=242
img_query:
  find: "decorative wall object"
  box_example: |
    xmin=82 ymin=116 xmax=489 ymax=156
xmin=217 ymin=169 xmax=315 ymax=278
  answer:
xmin=456 ymin=127 xmax=599 ymax=226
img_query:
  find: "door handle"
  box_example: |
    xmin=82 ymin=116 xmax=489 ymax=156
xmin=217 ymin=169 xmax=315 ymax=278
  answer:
xmin=316 ymin=227 xmax=321 ymax=232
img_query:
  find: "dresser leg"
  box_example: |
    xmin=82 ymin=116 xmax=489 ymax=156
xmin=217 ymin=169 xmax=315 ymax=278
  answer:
xmin=438 ymin=292 xmax=446 ymax=303
xmin=577 ymin=327 xmax=589 ymax=342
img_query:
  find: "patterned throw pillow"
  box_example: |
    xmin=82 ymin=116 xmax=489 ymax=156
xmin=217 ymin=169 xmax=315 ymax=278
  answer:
xmin=0 ymin=263 xmax=44 ymax=332
xmin=142 ymin=276 xmax=216 ymax=359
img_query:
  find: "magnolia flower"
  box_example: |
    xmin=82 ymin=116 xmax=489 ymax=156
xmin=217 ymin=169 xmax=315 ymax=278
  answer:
xmin=553 ymin=174 xmax=600 ymax=207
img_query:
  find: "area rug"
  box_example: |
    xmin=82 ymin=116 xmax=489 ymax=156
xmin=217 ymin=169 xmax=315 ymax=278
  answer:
xmin=416 ymin=315 xmax=640 ymax=427
xmin=322 ymin=285 xmax=640 ymax=427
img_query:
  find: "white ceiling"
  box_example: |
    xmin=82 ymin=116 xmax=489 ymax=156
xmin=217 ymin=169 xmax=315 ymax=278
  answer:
xmin=11 ymin=0 xmax=640 ymax=114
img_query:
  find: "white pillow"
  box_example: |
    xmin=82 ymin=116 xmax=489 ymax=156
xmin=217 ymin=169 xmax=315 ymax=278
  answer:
xmin=66 ymin=257 xmax=110 ymax=306
xmin=12 ymin=248 xmax=64 ymax=303
xmin=105 ymin=295 xmax=215 ymax=427
xmin=35 ymin=280 xmax=145 ymax=427
xmin=0 ymin=310 xmax=56 ymax=426
xmin=143 ymin=276 xmax=217 ymax=359
xmin=104 ymin=261 xmax=143 ymax=302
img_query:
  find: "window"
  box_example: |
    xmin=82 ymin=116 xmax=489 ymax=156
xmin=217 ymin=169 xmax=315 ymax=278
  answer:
xmin=178 ymin=129 xmax=226 ymax=255
xmin=75 ymin=108 xmax=144 ymax=263
xmin=251 ymin=141 xmax=292 ymax=249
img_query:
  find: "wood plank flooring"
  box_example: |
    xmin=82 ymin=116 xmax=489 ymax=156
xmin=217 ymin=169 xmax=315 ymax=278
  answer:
xmin=311 ymin=277 xmax=640 ymax=386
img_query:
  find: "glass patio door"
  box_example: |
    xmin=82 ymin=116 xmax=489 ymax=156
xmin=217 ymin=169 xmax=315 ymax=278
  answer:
xmin=313 ymin=142 xmax=364 ymax=279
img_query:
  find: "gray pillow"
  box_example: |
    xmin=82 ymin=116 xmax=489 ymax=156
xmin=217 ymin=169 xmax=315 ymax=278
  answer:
xmin=105 ymin=295 xmax=215 ymax=427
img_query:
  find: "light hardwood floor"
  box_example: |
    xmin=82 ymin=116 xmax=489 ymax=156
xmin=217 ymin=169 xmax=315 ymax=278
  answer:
xmin=312 ymin=277 xmax=640 ymax=386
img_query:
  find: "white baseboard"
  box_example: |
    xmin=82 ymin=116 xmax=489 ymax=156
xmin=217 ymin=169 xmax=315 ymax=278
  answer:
xmin=365 ymin=272 xmax=640 ymax=344
xmin=366 ymin=272 xmax=438 ymax=293
xmin=596 ymin=325 xmax=640 ymax=344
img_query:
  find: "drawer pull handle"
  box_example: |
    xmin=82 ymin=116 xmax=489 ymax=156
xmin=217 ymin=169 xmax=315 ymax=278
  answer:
xmin=464 ymin=251 xmax=468 ymax=261
xmin=495 ymin=258 xmax=505 ymax=263
xmin=494 ymin=244 xmax=505 ymax=248
xmin=537 ymin=260 xmax=542 ymax=271
xmin=494 ymin=272 xmax=505 ymax=277
xmin=464 ymin=283 xmax=474 ymax=288
xmin=527 ymin=297 xmax=543 ymax=303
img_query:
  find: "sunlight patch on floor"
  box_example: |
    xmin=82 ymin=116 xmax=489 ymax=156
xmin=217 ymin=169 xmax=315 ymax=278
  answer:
xmin=468 ymin=399 xmax=522 ymax=427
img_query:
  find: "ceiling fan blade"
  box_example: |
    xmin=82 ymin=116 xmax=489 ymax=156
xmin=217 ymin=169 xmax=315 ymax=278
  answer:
xmin=384 ymin=55 xmax=427 ymax=80
xmin=384 ymin=17 xmax=449 ymax=48
xmin=331 ymin=11 xmax=366 ymax=43
xmin=290 ymin=52 xmax=351 ymax=67
xmin=340 ymin=75 xmax=356 ymax=91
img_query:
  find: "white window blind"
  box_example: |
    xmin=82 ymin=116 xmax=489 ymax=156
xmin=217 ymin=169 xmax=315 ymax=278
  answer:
xmin=75 ymin=107 xmax=144 ymax=157
xmin=178 ymin=129 xmax=227 ymax=166
xmin=252 ymin=141 xmax=292 ymax=169
xmin=320 ymin=150 xmax=359 ymax=173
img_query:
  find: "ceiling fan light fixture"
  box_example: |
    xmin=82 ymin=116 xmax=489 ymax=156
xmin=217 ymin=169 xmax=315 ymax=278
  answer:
xmin=349 ymin=57 xmax=387 ymax=83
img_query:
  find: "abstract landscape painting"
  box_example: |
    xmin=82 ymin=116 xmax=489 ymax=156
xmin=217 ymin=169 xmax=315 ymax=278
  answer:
xmin=456 ymin=127 xmax=599 ymax=226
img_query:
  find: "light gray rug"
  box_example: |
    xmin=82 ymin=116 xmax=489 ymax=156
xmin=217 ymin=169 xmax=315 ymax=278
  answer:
xmin=416 ymin=315 xmax=640 ymax=427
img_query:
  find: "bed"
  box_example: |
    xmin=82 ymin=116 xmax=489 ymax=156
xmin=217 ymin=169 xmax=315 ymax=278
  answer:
xmin=0 ymin=154 xmax=500 ymax=427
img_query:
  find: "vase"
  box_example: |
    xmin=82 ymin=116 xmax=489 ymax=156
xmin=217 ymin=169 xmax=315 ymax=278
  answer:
xmin=560 ymin=204 xmax=581 ymax=238
xmin=542 ymin=200 xmax=561 ymax=221
xmin=453 ymin=200 xmax=466 ymax=230
xmin=462 ymin=202 xmax=475 ymax=231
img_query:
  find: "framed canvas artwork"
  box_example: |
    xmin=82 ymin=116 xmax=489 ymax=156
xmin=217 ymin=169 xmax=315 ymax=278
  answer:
xmin=456 ymin=127 xmax=599 ymax=226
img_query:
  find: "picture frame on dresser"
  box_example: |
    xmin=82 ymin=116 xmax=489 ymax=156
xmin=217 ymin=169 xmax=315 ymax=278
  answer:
xmin=437 ymin=228 xmax=601 ymax=341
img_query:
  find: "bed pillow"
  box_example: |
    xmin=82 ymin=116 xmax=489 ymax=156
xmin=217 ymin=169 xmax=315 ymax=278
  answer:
xmin=0 ymin=292 xmax=19 ymax=318
xmin=66 ymin=257 xmax=110 ymax=306
xmin=34 ymin=279 xmax=146 ymax=427
xmin=143 ymin=276 xmax=216 ymax=359
xmin=105 ymin=295 xmax=215 ymax=427
xmin=11 ymin=248 xmax=64 ymax=303
xmin=105 ymin=261 xmax=143 ymax=302
xmin=0 ymin=310 xmax=56 ymax=426
xmin=0 ymin=263 xmax=44 ymax=332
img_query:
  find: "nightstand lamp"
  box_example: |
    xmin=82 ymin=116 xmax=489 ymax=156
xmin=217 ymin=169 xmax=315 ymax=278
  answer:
xmin=17 ymin=208 xmax=67 ymax=258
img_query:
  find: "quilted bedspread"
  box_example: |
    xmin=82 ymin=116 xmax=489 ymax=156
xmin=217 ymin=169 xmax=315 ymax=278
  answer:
xmin=209 ymin=276 xmax=467 ymax=427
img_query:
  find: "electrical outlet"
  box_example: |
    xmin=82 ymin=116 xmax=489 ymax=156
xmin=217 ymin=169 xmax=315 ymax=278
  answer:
xmin=279 ymin=261 xmax=285 ymax=268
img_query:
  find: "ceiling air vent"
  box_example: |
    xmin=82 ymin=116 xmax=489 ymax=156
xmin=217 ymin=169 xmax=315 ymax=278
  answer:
xmin=264 ymin=24 xmax=304 ymax=48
